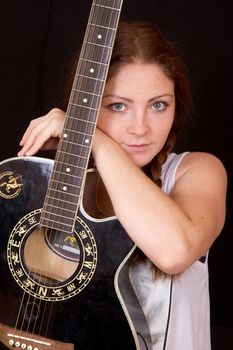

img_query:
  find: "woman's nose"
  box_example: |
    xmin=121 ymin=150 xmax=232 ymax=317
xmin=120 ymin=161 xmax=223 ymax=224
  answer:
xmin=127 ymin=112 xmax=149 ymax=135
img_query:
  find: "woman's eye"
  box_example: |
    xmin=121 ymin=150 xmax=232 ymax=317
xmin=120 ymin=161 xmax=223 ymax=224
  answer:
xmin=152 ymin=101 xmax=168 ymax=111
xmin=109 ymin=103 xmax=126 ymax=112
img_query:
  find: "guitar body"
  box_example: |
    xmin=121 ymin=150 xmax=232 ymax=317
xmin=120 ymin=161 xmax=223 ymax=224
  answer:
xmin=0 ymin=156 xmax=151 ymax=350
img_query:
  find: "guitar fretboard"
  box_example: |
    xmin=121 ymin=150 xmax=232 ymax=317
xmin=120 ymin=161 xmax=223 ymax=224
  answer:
xmin=40 ymin=0 xmax=123 ymax=233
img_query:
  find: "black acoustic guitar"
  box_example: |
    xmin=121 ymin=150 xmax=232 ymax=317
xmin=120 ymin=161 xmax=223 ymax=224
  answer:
xmin=0 ymin=1 xmax=152 ymax=349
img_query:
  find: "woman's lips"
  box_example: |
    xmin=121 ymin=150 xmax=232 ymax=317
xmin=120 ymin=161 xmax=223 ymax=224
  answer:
xmin=124 ymin=144 xmax=150 ymax=152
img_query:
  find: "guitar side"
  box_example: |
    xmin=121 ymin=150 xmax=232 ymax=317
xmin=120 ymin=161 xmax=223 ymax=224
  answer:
xmin=0 ymin=156 xmax=152 ymax=350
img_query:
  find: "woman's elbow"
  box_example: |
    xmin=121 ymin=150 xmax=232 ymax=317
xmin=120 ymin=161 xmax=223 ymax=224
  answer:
xmin=152 ymin=242 xmax=194 ymax=275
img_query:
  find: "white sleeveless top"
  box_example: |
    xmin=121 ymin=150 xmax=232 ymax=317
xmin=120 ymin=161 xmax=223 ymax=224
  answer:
xmin=130 ymin=152 xmax=211 ymax=350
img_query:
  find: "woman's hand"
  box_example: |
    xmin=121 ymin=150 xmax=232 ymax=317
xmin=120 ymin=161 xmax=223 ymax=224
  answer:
xmin=18 ymin=108 xmax=65 ymax=156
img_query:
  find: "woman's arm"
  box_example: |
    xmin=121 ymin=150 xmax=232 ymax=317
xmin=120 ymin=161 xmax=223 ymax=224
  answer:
xmin=92 ymin=128 xmax=227 ymax=274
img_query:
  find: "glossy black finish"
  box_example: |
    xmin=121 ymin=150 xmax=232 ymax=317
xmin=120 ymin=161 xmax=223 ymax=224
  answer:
xmin=0 ymin=156 xmax=146 ymax=350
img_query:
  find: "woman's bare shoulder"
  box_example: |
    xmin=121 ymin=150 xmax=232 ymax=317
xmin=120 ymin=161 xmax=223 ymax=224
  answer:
xmin=176 ymin=151 xmax=227 ymax=183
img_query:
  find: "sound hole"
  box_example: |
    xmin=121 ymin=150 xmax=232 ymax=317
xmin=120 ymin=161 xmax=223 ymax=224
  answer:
xmin=23 ymin=227 xmax=80 ymax=286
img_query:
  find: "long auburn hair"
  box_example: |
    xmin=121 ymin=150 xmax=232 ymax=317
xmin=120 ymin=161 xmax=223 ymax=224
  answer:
xmin=107 ymin=21 xmax=192 ymax=277
xmin=108 ymin=21 xmax=192 ymax=186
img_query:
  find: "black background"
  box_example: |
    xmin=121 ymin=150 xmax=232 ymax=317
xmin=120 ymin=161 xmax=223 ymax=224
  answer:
xmin=0 ymin=1 xmax=232 ymax=348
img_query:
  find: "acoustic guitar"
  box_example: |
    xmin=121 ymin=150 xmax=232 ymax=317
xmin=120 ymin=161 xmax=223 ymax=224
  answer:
xmin=0 ymin=1 xmax=152 ymax=349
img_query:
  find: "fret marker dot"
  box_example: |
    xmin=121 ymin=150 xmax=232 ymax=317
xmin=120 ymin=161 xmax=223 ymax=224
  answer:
xmin=63 ymin=186 xmax=67 ymax=191
xmin=90 ymin=68 xmax=94 ymax=74
xmin=97 ymin=34 xmax=102 ymax=39
xmin=83 ymin=98 xmax=88 ymax=103
xmin=63 ymin=133 xmax=68 ymax=138
xmin=66 ymin=168 xmax=70 ymax=173
xmin=85 ymin=139 xmax=90 ymax=144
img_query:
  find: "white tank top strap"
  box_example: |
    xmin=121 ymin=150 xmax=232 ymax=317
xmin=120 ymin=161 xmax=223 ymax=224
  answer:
xmin=161 ymin=152 xmax=190 ymax=195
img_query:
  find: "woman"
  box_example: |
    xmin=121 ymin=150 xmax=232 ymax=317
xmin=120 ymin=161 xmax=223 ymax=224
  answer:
xmin=18 ymin=21 xmax=227 ymax=349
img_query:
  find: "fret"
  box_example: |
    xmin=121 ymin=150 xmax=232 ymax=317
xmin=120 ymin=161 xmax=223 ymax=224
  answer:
xmin=41 ymin=210 xmax=75 ymax=222
xmin=45 ymin=192 xmax=80 ymax=207
xmin=66 ymin=113 xmax=97 ymax=131
xmin=86 ymin=24 xmax=115 ymax=49
xmin=78 ymin=57 xmax=108 ymax=82
xmin=52 ymin=158 xmax=87 ymax=171
xmin=59 ymin=136 xmax=91 ymax=151
xmin=90 ymin=6 xmax=119 ymax=28
xmin=62 ymin=125 xmax=94 ymax=144
xmin=48 ymin=174 xmax=83 ymax=188
xmin=66 ymin=103 xmax=96 ymax=127
xmin=95 ymin=4 xmax=120 ymax=11
xmin=43 ymin=203 xmax=76 ymax=216
xmin=67 ymin=114 xmax=97 ymax=125
xmin=57 ymin=149 xmax=89 ymax=161
xmin=72 ymin=75 xmax=103 ymax=96
xmin=61 ymin=128 xmax=93 ymax=138
xmin=44 ymin=188 xmax=79 ymax=205
xmin=84 ymin=40 xmax=112 ymax=50
xmin=41 ymin=0 xmax=123 ymax=231
xmin=94 ymin=0 xmax=122 ymax=10
xmin=46 ymin=187 xmax=82 ymax=201
xmin=81 ymin=57 xmax=108 ymax=67
xmin=46 ymin=187 xmax=81 ymax=203
xmin=81 ymin=42 xmax=112 ymax=65
xmin=52 ymin=168 xmax=82 ymax=180
xmin=55 ymin=152 xmax=88 ymax=170
xmin=46 ymin=194 xmax=77 ymax=211
xmin=46 ymin=182 xmax=82 ymax=197
xmin=72 ymin=88 xmax=101 ymax=98
xmin=88 ymin=23 xmax=117 ymax=31
xmin=48 ymin=179 xmax=82 ymax=190
xmin=57 ymin=143 xmax=90 ymax=161
xmin=40 ymin=216 xmax=74 ymax=234
xmin=69 ymin=89 xmax=101 ymax=110
xmin=53 ymin=156 xmax=87 ymax=173
xmin=77 ymin=73 xmax=105 ymax=82
xmin=69 ymin=102 xmax=98 ymax=112
xmin=59 ymin=138 xmax=90 ymax=150
xmin=66 ymin=109 xmax=98 ymax=126
xmin=50 ymin=174 xmax=81 ymax=186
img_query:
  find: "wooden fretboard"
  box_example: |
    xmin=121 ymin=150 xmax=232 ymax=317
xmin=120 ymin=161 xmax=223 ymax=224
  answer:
xmin=40 ymin=0 xmax=123 ymax=233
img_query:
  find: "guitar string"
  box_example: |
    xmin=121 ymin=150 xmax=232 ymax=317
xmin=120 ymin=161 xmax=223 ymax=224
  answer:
xmin=13 ymin=1 xmax=121 ymax=347
xmin=36 ymin=226 xmax=57 ymax=339
xmin=16 ymin=226 xmax=64 ymax=344
xmin=13 ymin=225 xmax=46 ymax=344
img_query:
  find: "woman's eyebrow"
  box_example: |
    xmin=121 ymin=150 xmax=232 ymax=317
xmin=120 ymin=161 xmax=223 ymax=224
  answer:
xmin=148 ymin=94 xmax=174 ymax=102
xmin=103 ymin=93 xmax=174 ymax=103
xmin=103 ymin=94 xmax=134 ymax=103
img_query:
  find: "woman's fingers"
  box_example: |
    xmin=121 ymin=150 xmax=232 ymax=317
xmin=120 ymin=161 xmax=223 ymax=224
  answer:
xmin=18 ymin=108 xmax=65 ymax=156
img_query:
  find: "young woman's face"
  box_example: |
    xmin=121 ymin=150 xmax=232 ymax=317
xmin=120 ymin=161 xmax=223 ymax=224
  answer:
xmin=98 ymin=62 xmax=175 ymax=167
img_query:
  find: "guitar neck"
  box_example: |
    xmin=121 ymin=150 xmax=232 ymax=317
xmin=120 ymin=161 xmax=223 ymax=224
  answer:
xmin=40 ymin=0 xmax=123 ymax=233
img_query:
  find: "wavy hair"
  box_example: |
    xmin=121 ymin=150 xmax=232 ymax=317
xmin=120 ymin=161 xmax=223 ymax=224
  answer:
xmin=108 ymin=21 xmax=192 ymax=186
xmin=108 ymin=21 xmax=193 ymax=277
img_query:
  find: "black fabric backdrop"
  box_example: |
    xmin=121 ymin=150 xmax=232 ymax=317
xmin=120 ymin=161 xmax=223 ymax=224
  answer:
xmin=0 ymin=1 xmax=232 ymax=348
